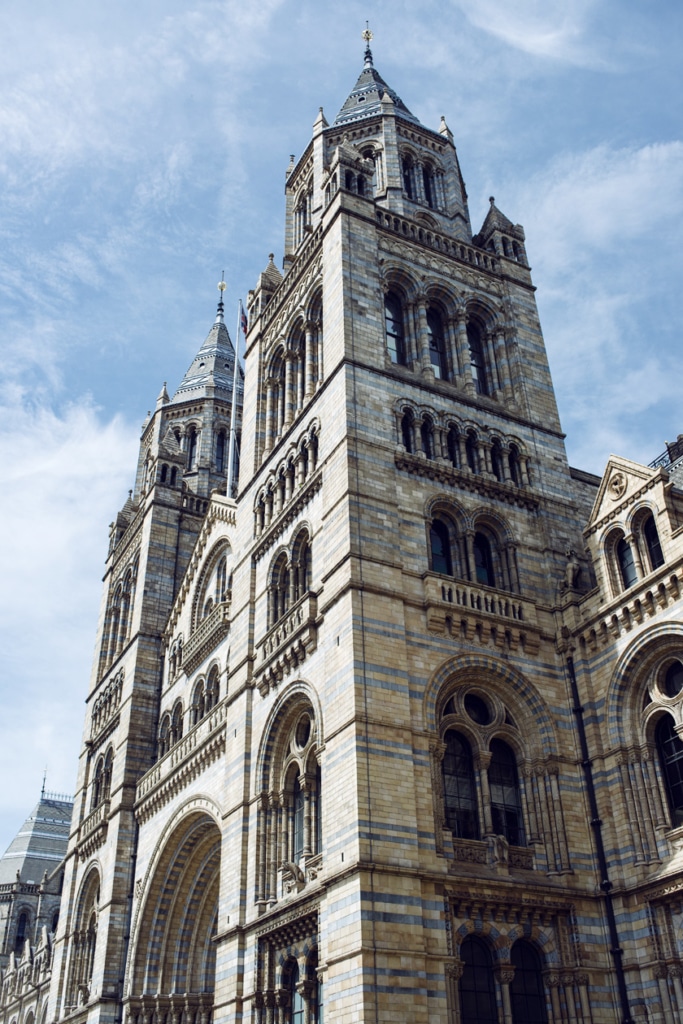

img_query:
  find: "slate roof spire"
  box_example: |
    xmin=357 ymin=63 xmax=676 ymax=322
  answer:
xmin=170 ymin=279 xmax=244 ymax=405
xmin=333 ymin=28 xmax=422 ymax=128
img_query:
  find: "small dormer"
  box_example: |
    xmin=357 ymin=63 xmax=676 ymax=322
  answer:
xmin=584 ymin=454 xmax=683 ymax=601
xmin=474 ymin=197 xmax=528 ymax=266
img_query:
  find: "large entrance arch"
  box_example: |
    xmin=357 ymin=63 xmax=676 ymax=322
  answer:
xmin=128 ymin=813 xmax=221 ymax=1022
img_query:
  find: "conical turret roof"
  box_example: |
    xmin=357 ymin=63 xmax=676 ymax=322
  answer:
xmin=333 ymin=47 xmax=421 ymax=128
xmin=0 ymin=794 xmax=72 ymax=886
xmin=171 ymin=302 xmax=244 ymax=405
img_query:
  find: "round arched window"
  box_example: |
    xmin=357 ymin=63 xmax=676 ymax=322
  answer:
xmin=663 ymin=661 xmax=683 ymax=698
xmin=464 ymin=693 xmax=491 ymax=725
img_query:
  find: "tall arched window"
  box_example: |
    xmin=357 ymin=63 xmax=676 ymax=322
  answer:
xmin=292 ymin=776 xmax=305 ymax=862
xmin=643 ymin=514 xmax=664 ymax=570
xmin=187 ymin=428 xmax=198 ymax=470
xmin=488 ymin=739 xmax=525 ymax=845
xmin=206 ymin=666 xmax=220 ymax=711
xmin=491 ymin=441 xmax=504 ymax=482
xmin=617 ymin=537 xmax=637 ymax=589
xmin=402 ymin=158 xmax=414 ymax=199
xmin=442 ymin=731 xmax=479 ymax=839
xmin=287 ymin=960 xmax=305 ymax=1024
xmin=215 ymin=430 xmax=226 ymax=473
xmin=447 ymin=426 xmax=459 ymax=467
xmin=385 ymin=292 xmax=406 ymax=365
xmin=473 ymin=533 xmax=495 ymax=588
xmin=510 ymin=941 xmax=548 ymax=1024
xmin=171 ymin=702 xmax=184 ymax=744
xmin=158 ymin=715 xmax=171 ymax=758
xmin=423 ymin=165 xmax=435 ymax=208
xmin=459 ymin=936 xmax=497 ymax=1024
xmin=401 ymin=411 xmax=414 ymax=452
xmin=465 ymin=432 xmax=478 ymax=473
xmin=15 ymin=912 xmax=28 ymax=955
xmin=467 ymin=323 xmax=488 ymax=395
xmin=508 ymin=444 xmax=522 ymax=485
xmin=421 ymin=418 xmax=434 ymax=459
xmin=271 ymin=553 xmax=290 ymax=625
xmin=430 ymin=521 xmax=452 ymax=576
xmin=656 ymin=715 xmax=683 ymax=827
xmin=192 ymin=680 xmax=206 ymax=725
xmin=427 ymin=308 xmax=447 ymax=379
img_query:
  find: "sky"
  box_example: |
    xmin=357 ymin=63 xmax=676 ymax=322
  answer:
xmin=0 ymin=0 xmax=681 ymax=851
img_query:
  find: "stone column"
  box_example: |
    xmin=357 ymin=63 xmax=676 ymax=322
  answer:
xmin=264 ymin=380 xmax=274 ymax=454
xmin=304 ymin=323 xmax=315 ymax=398
xmin=455 ymin=311 xmax=475 ymax=394
xmin=493 ymin=329 xmax=512 ymax=396
xmin=475 ymin=750 xmax=493 ymax=834
xmin=626 ymin=532 xmax=644 ymax=578
xmin=284 ymin=353 xmax=294 ymax=428
xmin=446 ymin=316 xmax=461 ymax=378
xmin=485 ymin=330 xmax=501 ymax=395
xmin=302 ymin=774 xmax=313 ymax=857
xmin=416 ymin=299 xmax=433 ymax=376
xmin=496 ymin=966 xmax=515 ymax=1024
xmin=465 ymin=531 xmax=476 ymax=583
xmin=316 ymin=321 xmax=323 ymax=387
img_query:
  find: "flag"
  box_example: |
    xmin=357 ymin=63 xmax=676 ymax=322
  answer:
xmin=240 ymin=303 xmax=248 ymax=337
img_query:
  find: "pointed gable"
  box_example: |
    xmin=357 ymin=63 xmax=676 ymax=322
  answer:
xmin=584 ymin=455 xmax=665 ymax=536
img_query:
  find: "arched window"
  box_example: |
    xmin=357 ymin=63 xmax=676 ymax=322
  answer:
xmin=286 ymin=960 xmax=305 ymax=1024
xmin=459 ymin=936 xmax=497 ymax=1024
xmin=489 ymin=739 xmax=525 ymax=845
xmin=187 ymin=428 xmax=198 ymax=471
xmin=216 ymin=430 xmax=226 ymax=473
xmin=510 ymin=941 xmax=548 ymax=1024
xmin=171 ymin=702 xmax=184 ymax=744
xmin=271 ymin=553 xmax=290 ymax=625
xmin=423 ymin=165 xmax=435 ymax=208
xmin=664 ymin=661 xmax=683 ymax=698
xmin=508 ymin=444 xmax=522 ymax=485
xmin=15 ymin=912 xmax=28 ymax=955
xmin=51 ymin=909 xmax=60 ymax=933
xmin=447 ymin=426 xmax=459 ymax=467
xmin=473 ymin=533 xmax=495 ymax=587
xmin=656 ymin=715 xmax=683 ymax=827
xmin=430 ymin=521 xmax=452 ymax=576
xmin=617 ymin=537 xmax=637 ymax=589
xmin=102 ymin=748 xmax=113 ymax=802
xmin=643 ymin=514 xmax=664 ymax=570
xmin=293 ymin=776 xmax=305 ymax=862
xmin=160 ymin=463 xmax=168 ymax=483
xmin=216 ymin=558 xmax=227 ymax=603
xmin=427 ymin=308 xmax=446 ymax=379
xmin=491 ymin=441 xmax=504 ymax=482
xmin=158 ymin=715 xmax=171 ymax=758
xmin=401 ymin=411 xmax=414 ymax=453
xmin=385 ymin=292 xmax=406 ymax=365
xmin=465 ymin=432 xmax=478 ymax=473
xmin=170 ymin=466 xmax=178 ymax=486
xmin=192 ymin=680 xmax=206 ymax=725
xmin=466 ymin=323 xmax=488 ymax=395
xmin=206 ymin=666 xmax=220 ymax=710
xmin=442 ymin=731 xmax=479 ymax=839
xmin=92 ymin=757 xmax=104 ymax=809
xmin=402 ymin=158 xmax=414 ymax=199
xmin=421 ymin=418 xmax=434 ymax=459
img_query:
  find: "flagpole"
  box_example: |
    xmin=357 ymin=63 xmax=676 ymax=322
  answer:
xmin=226 ymin=300 xmax=242 ymax=499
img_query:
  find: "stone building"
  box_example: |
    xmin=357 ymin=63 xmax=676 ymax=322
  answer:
xmin=4 ymin=39 xmax=683 ymax=1024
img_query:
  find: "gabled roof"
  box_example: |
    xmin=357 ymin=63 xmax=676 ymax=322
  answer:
xmin=333 ymin=49 xmax=421 ymax=128
xmin=585 ymin=455 xmax=663 ymax=534
xmin=171 ymin=305 xmax=244 ymax=406
xmin=0 ymin=795 xmax=72 ymax=886
xmin=478 ymin=197 xmax=516 ymax=238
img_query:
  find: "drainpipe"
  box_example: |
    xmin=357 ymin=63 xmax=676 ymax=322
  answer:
xmin=566 ymin=656 xmax=635 ymax=1024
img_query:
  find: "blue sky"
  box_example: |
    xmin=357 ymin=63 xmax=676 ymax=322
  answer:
xmin=0 ymin=0 xmax=681 ymax=850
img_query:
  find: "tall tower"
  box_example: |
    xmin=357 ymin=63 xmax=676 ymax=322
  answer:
xmin=46 ymin=301 xmax=242 ymax=1023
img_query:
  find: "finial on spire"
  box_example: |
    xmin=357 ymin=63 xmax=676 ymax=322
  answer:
xmin=216 ymin=272 xmax=227 ymax=324
xmin=41 ymin=767 xmax=47 ymax=798
xmin=489 ymin=196 xmax=496 ymax=206
xmin=362 ymin=22 xmax=374 ymax=66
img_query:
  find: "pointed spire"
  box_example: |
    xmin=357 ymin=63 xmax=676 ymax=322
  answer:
xmin=362 ymin=22 xmax=374 ymax=67
xmin=169 ymin=282 xmax=243 ymax=406
xmin=439 ymin=115 xmax=454 ymax=142
xmin=156 ymin=382 xmax=170 ymax=409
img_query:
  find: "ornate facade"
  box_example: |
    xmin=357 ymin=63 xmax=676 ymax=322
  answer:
xmin=4 ymin=41 xmax=683 ymax=1024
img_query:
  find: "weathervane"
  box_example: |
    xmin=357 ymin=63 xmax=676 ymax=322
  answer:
xmin=216 ymin=271 xmax=226 ymax=323
xmin=362 ymin=22 xmax=374 ymax=66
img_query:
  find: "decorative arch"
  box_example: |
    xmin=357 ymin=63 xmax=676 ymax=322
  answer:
xmin=191 ymin=539 xmax=232 ymax=632
xmin=66 ymin=865 xmax=101 ymax=1009
xmin=128 ymin=808 xmax=221 ymax=1005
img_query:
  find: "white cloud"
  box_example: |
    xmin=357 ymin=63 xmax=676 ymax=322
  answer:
xmin=451 ymin=0 xmax=610 ymax=67
xmin=0 ymin=396 xmax=138 ymax=841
